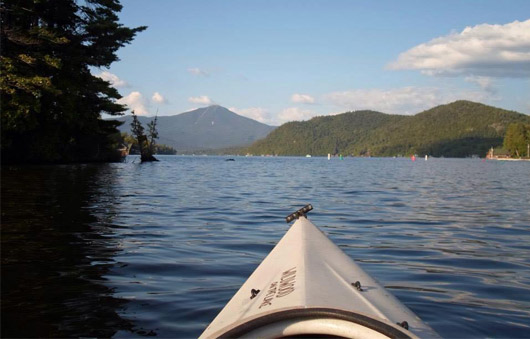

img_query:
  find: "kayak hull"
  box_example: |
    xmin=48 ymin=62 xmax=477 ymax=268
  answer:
xmin=219 ymin=307 xmax=415 ymax=339
xmin=200 ymin=217 xmax=439 ymax=338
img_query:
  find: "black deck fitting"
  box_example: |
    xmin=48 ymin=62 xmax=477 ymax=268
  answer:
xmin=352 ymin=281 xmax=363 ymax=291
xmin=285 ymin=204 xmax=313 ymax=223
xmin=250 ymin=289 xmax=260 ymax=299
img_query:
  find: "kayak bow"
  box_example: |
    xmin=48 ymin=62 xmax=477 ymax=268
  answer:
xmin=200 ymin=206 xmax=439 ymax=338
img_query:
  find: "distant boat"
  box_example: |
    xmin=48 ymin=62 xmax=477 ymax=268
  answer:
xmin=425 ymin=155 xmax=428 ymax=161
xmin=306 ymin=154 xmax=312 ymax=158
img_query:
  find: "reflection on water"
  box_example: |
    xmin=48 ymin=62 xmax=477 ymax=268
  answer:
xmin=1 ymin=165 xmax=131 ymax=337
xmin=2 ymin=156 xmax=530 ymax=338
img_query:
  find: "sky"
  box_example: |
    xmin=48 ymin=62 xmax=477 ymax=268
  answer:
xmin=96 ymin=0 xmax=530 ymax=125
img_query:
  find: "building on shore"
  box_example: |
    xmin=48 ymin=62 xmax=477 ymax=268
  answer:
xmin=486 ymin=147 xmax=511 ymax=160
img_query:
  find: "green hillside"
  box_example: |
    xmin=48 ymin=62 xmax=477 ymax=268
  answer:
xmin=246 ymin=101 xmax=530 ymax=157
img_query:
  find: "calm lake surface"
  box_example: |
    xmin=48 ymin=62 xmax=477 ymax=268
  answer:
xmin=2 ymin=156 xmax=530 ymax=338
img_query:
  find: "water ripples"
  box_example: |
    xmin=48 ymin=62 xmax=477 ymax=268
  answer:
xmin=2 ymin=156 xmax=529 ymax=338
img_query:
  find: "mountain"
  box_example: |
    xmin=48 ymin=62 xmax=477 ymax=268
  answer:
xmin=116 ymin=105 xmax=275 ymax=151
xmin=246 ymin=101 xmax=530 ymax=157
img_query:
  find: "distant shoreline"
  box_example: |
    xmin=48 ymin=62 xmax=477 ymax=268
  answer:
xmin=490 ymin=157 xmax=530 ymax=162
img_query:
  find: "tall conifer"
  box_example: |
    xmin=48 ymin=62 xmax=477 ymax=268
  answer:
xmin=1 ymin=0 xmax=146 ymax=163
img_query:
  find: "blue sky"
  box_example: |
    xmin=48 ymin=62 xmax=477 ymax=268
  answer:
xmin=97 ymin=0 xmax=530 ymax=125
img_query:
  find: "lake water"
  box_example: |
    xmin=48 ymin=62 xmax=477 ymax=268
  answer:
xmin=2 ymin=156 xmax=529 ymax=338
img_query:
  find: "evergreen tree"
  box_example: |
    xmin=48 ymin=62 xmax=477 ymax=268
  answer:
xmin=121 ymin=131 xmax=175 ymax=155
xmin=130 ymin=111 xmax=158 ymax=162
xmin=130 ymin=111 xmax=146 ymax=156
xmin=147 ymin=116 xmax=159 ymax=157
xmin=503 ymin=123 xmax=530 ymax=158
xmin=1 ymin=0 xmax=146 ymax=163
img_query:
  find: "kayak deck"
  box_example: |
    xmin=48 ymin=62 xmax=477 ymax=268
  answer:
xmin=200 ymin=216 xmax=439 ymax=338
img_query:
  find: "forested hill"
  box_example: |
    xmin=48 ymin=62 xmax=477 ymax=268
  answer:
xmin=246 ymin=101 xmax=530 ymax=157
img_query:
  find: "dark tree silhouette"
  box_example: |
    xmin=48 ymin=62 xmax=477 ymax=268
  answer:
xmin=1 ymin=0 xmax=146 ymax=163
xmin=130 ymin=112 xmax=158 ymax=162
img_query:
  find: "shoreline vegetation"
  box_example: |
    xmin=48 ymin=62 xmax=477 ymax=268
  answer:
xmin=157 ymin=153 xmax=530 ymax=161
xmin=1 ymin=0 xmax=145 ymax=165
xmin=133 ymin=104 xmax=530 ymax=161
xmin=244 ymin=101 xmax=530 ymax=159
xmin=2 ymin=3 xmax=529 ymax=165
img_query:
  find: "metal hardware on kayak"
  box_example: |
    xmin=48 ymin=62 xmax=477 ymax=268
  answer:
xmin=285 ymin=204 xmax=313 ymax=223
xmin=398 ymin=321 xmax=410 ymax=330
xmin=200 ymin=211 xmax=440 ymax=339
xmin=352 ymin=281 xmax=363 ymax=291
xmin=250 ymin=289 xmax=260 ymax=300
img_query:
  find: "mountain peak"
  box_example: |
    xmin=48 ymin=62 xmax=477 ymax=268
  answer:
xmin=117 ymin=105 xmax=275 ymax=151
xmin=200 ymin=104 xmax=227 ymax=110
xmin=190 ymin=105 xmax=232 ymax=115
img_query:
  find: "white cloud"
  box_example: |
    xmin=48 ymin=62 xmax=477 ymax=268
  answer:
xmin=229 ymin=107 xmax=272 ymax=124
xmin=187 ymin=67 xmax=209 ymax=77
xmin=118 ymin=91 xmax=149 ymax=115
xmin=324 ymin=87 xmax=488 ymax=115
xmin=188 ymin=95 xmax=213 ymax=105
xmin=152 ymin=92 xmax=167 ymax=104
xmin=464 ymin=76 xmax=496 ymax=93
xmin=277 ymin=107 xmax=317 ymax=124
xmin=388 ymin=19 xmax=530 ymax=78
xmin=95 ymin=71 xmax=128 ymax=87
xmin=291 ymin=93 xmax=316 ymax=104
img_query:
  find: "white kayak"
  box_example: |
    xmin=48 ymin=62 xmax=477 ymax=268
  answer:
xmin=200 ymin=205 xmax=440 ymax=338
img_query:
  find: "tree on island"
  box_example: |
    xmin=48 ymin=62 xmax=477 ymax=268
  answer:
xmin=130 ymin=111 xmax=159 ymax=162
xmin=503 ymin=122 xmax=530 ymax=158
xmin=121 ymin=132 xmax=176 ymax=155
xmin=147 ymin=116 xmax=159 ymax=158
xmin=1 ymin=0 xmax=146 ymax=163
